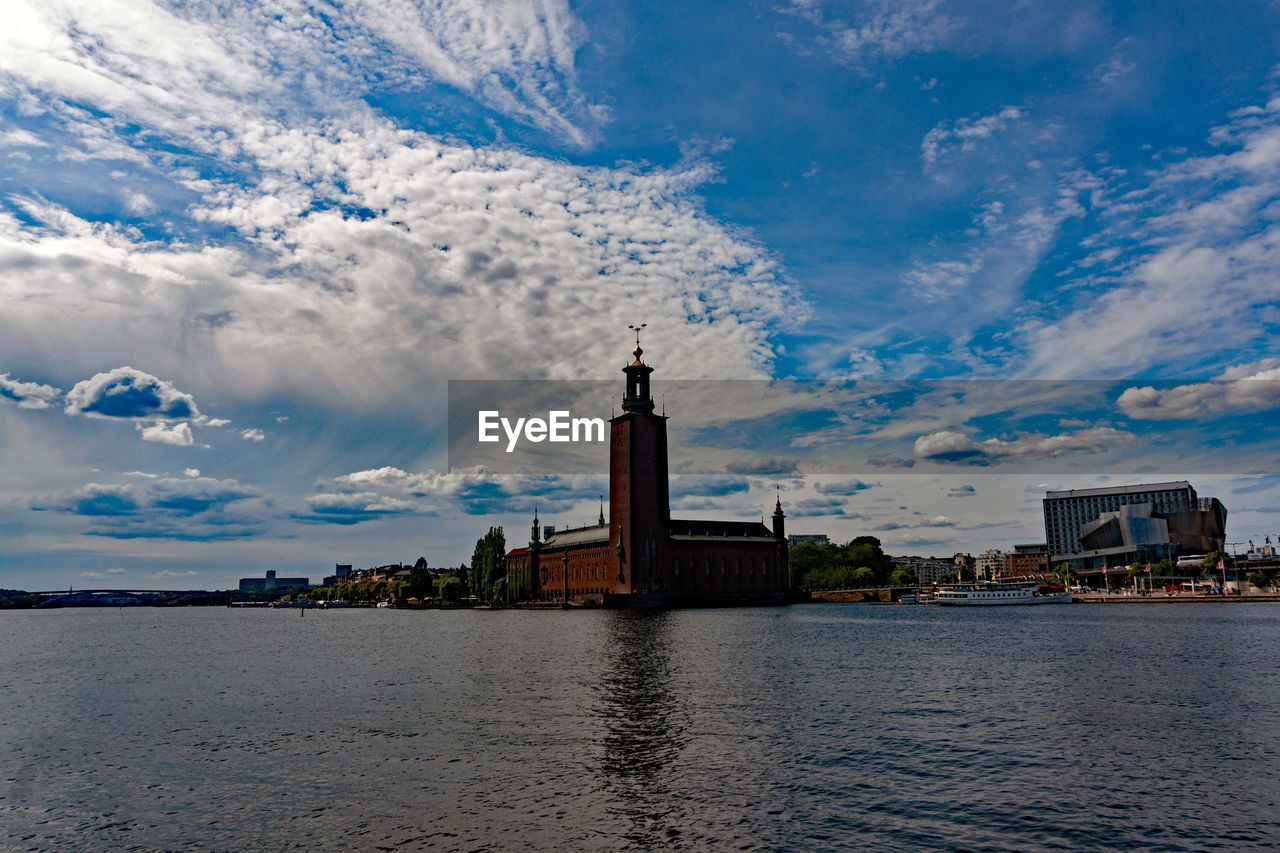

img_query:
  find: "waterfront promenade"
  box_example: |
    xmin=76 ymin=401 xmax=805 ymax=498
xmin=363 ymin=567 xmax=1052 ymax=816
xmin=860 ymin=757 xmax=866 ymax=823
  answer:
xmin=1073 ymin=589 xmax=1280 ymax=603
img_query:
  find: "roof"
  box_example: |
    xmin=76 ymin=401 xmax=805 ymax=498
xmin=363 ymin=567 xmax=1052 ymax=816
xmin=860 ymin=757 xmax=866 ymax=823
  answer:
xmin=1044 ymin=481 xmax=1192 ymax=500
xmin=505 ymin=547 xmax=528 ymax=557
xmin=543 ymin=523 xmax=610 ymax=549
xmin=668 ymin=518 xmax=774 ymax=538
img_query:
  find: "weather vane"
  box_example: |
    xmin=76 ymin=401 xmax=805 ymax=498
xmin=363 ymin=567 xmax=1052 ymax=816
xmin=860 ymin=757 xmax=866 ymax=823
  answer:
xmin=628 ymin=322 xmax=647 ymax=347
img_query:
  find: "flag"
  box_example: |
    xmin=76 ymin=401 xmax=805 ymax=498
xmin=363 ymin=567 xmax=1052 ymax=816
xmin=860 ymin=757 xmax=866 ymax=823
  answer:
xmin=1217 ymin=558 xmax=1225 ymax=570
xmin=1145 ymin=563 xmax=1152 ymax=573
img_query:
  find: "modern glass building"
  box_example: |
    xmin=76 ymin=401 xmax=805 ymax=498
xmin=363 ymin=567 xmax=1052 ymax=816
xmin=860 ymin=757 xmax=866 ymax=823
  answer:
xmin=1043 ymin=481 xmax=1226 ymax=572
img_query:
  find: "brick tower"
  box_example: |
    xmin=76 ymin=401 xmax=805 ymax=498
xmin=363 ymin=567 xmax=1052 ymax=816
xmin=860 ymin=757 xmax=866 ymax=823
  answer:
xmin=607 ymin=328 xmax=670 ymax=596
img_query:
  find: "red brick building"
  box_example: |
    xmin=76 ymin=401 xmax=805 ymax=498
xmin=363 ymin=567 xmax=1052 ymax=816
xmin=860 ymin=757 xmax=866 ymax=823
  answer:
xmin=505 ymin=339 xmax=790 ymax=606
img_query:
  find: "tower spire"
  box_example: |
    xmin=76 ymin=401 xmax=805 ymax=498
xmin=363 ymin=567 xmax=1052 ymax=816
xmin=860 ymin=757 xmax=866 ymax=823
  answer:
xmin=598 ymin=495 xmax=605 ymax=526
xmin=621 ymin=323 xmax=655 ymax=414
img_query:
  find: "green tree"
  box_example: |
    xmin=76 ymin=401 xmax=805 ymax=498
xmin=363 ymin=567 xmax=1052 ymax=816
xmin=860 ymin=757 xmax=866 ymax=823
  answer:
xmin=408 ymin=558 xmax=433 ymax=600
xmin=1055 ymin=562 xmax=1077 ymax=586
xmin=888 ymin=567 xmax=917 ymax=586
xmin=470 ymin=526 xmax=507 ymax=603
xmin=0 ymin=589 xmax=42 ymax=609
xmin=788 ymin=542 xmax=830 ymax=589
xmin=436 ymin=575 xmax=462 ymax=602
xmin=1247 ymin=571 xmax=1273 ymax=591
xmin=849 ymin=566 xmax=876 ymax=588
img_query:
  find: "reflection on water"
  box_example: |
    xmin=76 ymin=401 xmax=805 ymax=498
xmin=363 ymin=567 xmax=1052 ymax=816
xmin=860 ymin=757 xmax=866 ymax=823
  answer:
xmin=594 ymin=611 xmax=689 ymax=847
xmin=2 ymin=605 xmax=1279 ymax=851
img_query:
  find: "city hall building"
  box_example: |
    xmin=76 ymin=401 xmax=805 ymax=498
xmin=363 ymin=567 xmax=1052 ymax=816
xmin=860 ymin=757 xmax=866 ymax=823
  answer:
xmin=504 ymin=340 xmax=791 ymax=606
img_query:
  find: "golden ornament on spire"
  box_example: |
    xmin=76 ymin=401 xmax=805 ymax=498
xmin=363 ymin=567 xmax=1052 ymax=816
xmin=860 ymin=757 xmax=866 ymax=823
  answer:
xmin=628 ymin=323 xmax=647 ymax=366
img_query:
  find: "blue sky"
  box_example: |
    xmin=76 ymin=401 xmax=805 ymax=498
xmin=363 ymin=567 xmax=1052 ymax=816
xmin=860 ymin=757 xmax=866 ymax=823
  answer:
xmin=2 ymin=0 xmax=1279 ymax=589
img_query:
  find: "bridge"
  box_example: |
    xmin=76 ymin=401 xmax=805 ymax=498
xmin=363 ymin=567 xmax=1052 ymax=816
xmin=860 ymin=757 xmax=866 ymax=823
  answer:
xmin=31 ymin=589 xmax=262 ymax=607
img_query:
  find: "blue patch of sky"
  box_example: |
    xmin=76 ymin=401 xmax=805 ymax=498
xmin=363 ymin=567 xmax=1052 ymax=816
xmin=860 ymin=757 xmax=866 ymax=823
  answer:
xmin=560 ymin=1 xmax=1280 ymax=380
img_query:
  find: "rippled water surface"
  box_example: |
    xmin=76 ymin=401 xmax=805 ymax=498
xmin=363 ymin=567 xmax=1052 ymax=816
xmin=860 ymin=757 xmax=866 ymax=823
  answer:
xmin=2 ymin=604 xmax=1279 ymax=851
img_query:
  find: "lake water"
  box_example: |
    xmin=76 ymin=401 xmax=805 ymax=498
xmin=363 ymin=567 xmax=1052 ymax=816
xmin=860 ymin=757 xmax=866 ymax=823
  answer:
xmin=2 ymin=603 xmax=1278 ymax=851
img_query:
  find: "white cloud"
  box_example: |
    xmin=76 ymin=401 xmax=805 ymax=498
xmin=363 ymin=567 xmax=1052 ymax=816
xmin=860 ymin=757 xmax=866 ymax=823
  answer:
xmin=184 ymin=468 xmax=200 ymax=477
xmin=922 ymin=106 xmax=1025 ymax=170
xmin=240 ymin=428 xmax=265 ymax=442
xmin=350 ymin=0 xmax=606 ymax=146
xmin=306 ymin=465 xmax=591 ymax=523
xmin=1117 ymin=362 xmax=1280 ymax=419
xmin=33 ymin=475 xmax=263 ymax=539
xmin=914 ymin=426 xmax=1135 ymax=465
xmin=0 ymin=372 xmax=62 ymax=409
xmin=780 ymin=0 xmax=952 ymax=67
xmin=1015 ymin=88 xmax=1280 ymax=379
xmin=65 ymin=367 xmax=199 ymax=420
xmin=136 ymin=420 xmax=194 ymax=446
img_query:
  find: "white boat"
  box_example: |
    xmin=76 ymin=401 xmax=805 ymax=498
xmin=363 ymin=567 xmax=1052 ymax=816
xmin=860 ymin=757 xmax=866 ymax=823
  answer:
xmin=934 ymin=582 xmax=1072 ymax=606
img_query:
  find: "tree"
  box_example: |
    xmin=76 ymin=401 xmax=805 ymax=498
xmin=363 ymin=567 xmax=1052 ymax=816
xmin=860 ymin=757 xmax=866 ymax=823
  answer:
xmin=436 ymin=575 xmax=462 ymax=602
xmin=1247 ymin=571 xmax=1273 ymax=591
xmin=1055 ymin=562 xmax=1077 ymax=586
xmin=788 ymin=542 xmax=830 ymax=589
xmin=849 ymin=567 xmax=876 ymax=588
xmin=408 ymin=558 xmax=433 ymax=600
xmin=470 ymin=526 xmax=507 ymax=603
xmin=889 ymin=567 xmax=917 ymax=586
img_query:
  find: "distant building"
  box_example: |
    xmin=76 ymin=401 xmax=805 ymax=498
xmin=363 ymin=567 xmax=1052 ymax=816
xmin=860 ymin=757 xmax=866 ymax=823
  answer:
xmin=1005 ymin=544 xmax=1049 ymax=578
xmin=892 ymin=555 xmax=953 ymax=585
xmin=1044 ymin=481 xmax=1227 ymax=574
xmin=323 ymin=564 xmax=353 ymax=586
xmin=789 ymin=534 xmax=830 ymax=546
xmin=975 ymin=549 xmax=1007 ymax=580
xmin=238 ymin=569 xmax=309 ymax=593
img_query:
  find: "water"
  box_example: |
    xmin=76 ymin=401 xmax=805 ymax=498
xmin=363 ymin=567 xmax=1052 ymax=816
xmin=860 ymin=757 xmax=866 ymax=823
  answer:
xmin=2 ymin=604 xmax=1278 ymax=851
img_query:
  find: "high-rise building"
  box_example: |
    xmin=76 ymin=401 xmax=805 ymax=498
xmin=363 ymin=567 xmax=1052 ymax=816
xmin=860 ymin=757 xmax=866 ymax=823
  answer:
xmin=1043 ymin=481 xmax=1226 ymax=573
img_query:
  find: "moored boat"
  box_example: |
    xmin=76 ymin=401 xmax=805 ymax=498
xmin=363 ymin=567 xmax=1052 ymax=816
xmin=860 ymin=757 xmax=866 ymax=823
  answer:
xmin=934 ymin=581 xmax=1072 ymax=606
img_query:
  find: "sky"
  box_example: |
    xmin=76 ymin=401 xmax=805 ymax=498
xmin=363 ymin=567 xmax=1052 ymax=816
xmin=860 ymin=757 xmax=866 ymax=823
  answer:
xmin=2 ymin=0 xmax=1280 ymax=590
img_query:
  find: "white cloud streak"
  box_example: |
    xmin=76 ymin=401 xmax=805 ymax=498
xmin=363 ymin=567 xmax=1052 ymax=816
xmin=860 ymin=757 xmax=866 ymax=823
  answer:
xmin=1117 ymin=362 xmax=1280 ymax=419
xmin=914 ymin=426 xmax=1135 ymax=465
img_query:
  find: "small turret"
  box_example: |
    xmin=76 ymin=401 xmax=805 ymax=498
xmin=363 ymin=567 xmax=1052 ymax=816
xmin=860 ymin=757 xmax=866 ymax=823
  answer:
xmin=772 ymin=489 xmax=786 ymax=542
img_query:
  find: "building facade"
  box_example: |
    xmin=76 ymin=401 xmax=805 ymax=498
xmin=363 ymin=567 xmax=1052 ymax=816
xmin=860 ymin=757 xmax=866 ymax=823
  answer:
xmin=505 ymin=339 xmax=791 ymax=606
xmin=1043 ymin=481 xmax=1227 ymax=573
xmin=238 ymin=569 xmax=310 ymax=593
xmin=1005 ymin=544 xmax=1049 ymax=578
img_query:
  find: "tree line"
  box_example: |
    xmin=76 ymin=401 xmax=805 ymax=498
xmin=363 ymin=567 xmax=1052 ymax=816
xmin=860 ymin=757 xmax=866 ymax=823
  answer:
xmin=788 ymin=537 xmax=918 ymax=589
